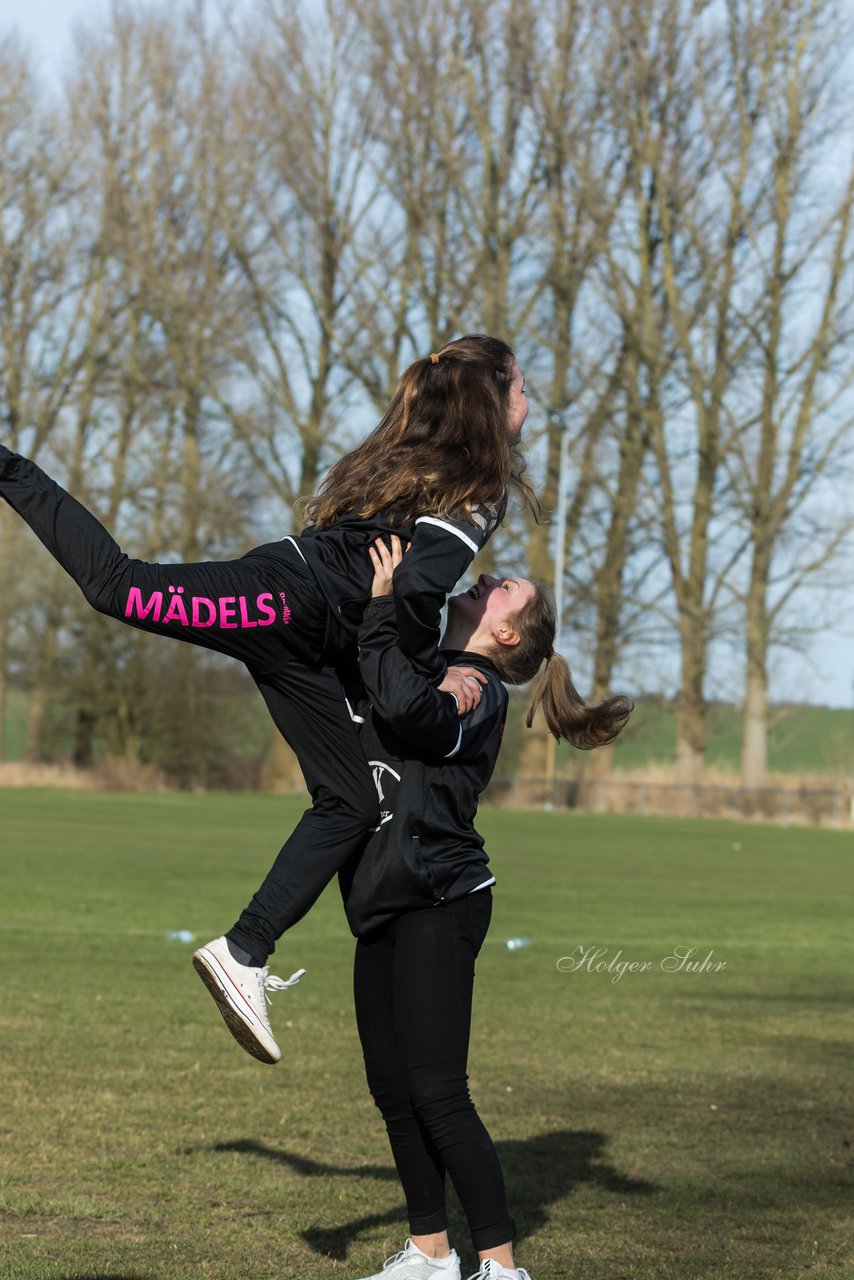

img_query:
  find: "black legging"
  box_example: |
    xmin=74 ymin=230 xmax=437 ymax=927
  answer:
xmin=0 ymin=448 xmax=378 ymax=960
xmin=353 ymin=891 xmax=516 ymax=1251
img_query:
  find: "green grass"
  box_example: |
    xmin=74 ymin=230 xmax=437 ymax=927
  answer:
xmin=0 ymin=793 xmax=852 ymax=1280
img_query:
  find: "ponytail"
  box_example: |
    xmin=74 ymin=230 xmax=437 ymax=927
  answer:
xmin=488 ymin=583 xmax=633 ymax=749
xmin=525 ymin=652 xmax=633 ymax=749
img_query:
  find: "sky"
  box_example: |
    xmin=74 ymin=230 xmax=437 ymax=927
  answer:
xmin=5 ymin=0 xmax=88 ymax=74
xmin=4 ymin=0 xmax=853 ymax=710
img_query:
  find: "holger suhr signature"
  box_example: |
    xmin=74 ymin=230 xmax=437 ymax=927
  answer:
xmin=556 ymin=945 xmax=727 ymax=983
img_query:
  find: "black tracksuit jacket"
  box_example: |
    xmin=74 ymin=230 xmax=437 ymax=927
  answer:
xmin=338 ymin=596 xmax=508 ymax=939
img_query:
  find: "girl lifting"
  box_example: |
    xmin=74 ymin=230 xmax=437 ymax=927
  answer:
xmin=338 ymin=536 xmax=631 ymax=1280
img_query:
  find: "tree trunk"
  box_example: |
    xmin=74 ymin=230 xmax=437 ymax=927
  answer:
xmin=24 ymin=572 xmax=66 ymax=762
xmin=742 ymin=662 xmax=768 ymax=790
xmin=25 ymin=684 xmax=51 ymax=763
xmin=742 ymin=557 xmax=771 ymax=788
xmin=73 ymin=705 xmax=98 ymax=769
xmin=676 ymin=635 xmax=706 ymax=789
xmin=516 ymin=723 xmax=551 ymax=808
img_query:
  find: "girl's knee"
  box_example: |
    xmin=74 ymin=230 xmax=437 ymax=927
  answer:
xmin=409 ymin=1076 xmax=473 ymax=1128
xmin=364 ymin=1069 xmax=410 ymax=1120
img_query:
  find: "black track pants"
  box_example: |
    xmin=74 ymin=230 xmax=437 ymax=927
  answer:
xmin=0 ymin=449 xmax=378 ymax=956
xmin=353 ymin=892 xmax=516 ymax=1252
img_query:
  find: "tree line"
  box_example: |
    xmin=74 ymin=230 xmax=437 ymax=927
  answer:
xmin=1 ymin=0 xmax=852 ymax=788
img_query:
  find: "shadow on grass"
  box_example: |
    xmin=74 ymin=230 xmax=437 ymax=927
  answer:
xmin=210 ymin=1129 xmax=656 ymax=1260
xmin=209 ymin=1137 xmax=397 ymax=1180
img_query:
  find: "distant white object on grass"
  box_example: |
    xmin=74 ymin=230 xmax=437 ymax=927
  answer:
xmin=167 ymin=930 xmax=195 ymax=943
xmin=505 ymin=937 xmax=531 ymax=951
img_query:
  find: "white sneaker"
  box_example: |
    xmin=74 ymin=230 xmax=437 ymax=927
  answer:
xmin=356 ymin=1238 xmax=462 ymax=1280
xmin=465 ymin=1262 xmax=532 ymax=1280
xmin=192 ymin=935 xmax=305 ymax=1064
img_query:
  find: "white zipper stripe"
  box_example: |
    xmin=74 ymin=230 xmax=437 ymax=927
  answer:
xmin=281 ymin=535 xmax=308 ymax=564
xmin=415 ymin=516 xmax=479 ymax=554
xmin=344 ymin=697 xmax=365 ymax=725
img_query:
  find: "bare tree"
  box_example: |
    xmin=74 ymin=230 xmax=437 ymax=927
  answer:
xmin=48 ymin=4 xmax=262 ymax=779
xmin=339 ymin=0 xmax=503 ymax=407
xmin=523 ymin=2 xmax=624 ymax=582
xmin=597 ymin=0 xmax=779 ymax=784
xmin=0 ymin=37 xmax=102 ymax=760
xmin=721 ymin=0 xmax=854 ymax=785
xmin=213 ymin=0 xmax=383 ymax=512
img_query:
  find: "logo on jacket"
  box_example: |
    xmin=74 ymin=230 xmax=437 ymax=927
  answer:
xmin=369 ymin=759 xmax=400 ymax=828
xmin=124 ymin=586 xmax=284 ymax=629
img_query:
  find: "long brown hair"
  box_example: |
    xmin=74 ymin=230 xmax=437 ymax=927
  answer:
xmin=489 ymin=584 xmax=633 ymax=749
xmin=304 ymin=334 xmax=537 ymax=528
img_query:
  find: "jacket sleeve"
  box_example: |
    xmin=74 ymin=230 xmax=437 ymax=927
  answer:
xmin=392 ymin=501 xmax=503 ymax=684
xmin=0 ymin=445 xmax=132 ymax=608
xmin=357 ymin=597 xmax=503 ymax=757
xmin=0 ymin=445 xmax=270 ymax=639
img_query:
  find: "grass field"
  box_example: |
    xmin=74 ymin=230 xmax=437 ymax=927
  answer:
xmin=0 ymin=793 xmax=852 ymax=1280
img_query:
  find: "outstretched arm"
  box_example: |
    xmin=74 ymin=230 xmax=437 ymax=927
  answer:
xmin=0 ymin=444 xmax=133 ymax=609
xmin=0 ymin=445 xmax=289 ymax=664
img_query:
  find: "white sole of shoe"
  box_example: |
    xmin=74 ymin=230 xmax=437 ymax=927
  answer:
xmin=193 ymin=945 xmax=280 ymax=1064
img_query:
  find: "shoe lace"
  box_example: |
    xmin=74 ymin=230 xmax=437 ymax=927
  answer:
xmin=259 ymin=966 xmax=306 ymax=1005
xmin=382 ymin=1239 xmax=421 ymax=1272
